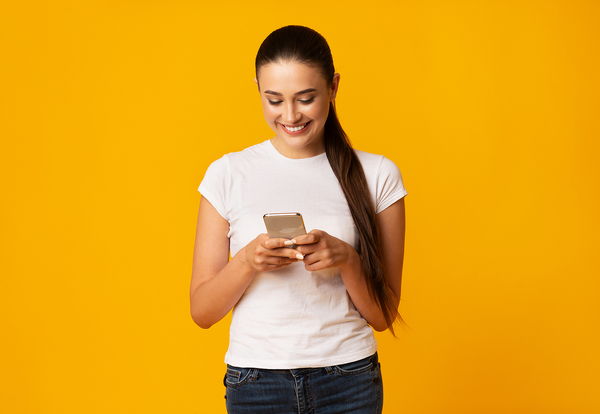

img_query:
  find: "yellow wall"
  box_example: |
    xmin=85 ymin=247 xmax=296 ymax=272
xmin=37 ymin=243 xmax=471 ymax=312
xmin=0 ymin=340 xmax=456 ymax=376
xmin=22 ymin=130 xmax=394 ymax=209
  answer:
xmin=1 ymin=1 xmax=599 ymax=412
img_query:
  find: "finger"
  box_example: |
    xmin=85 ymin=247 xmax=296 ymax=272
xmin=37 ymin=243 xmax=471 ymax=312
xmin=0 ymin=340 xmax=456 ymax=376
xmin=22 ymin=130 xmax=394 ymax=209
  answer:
xmin=256 ymin=233 xmax=270 ymax=245
xmin=263 ymin=256 xmax=299 ymax=265
xmin=301 ymin=251 xmax=321 ymax=265
xmin=263 ymin=237 xmax=297 ymax=250
xmin=295 ymin=244 xmax=318 ymax=255
xmin=304 ymin=260 xmax=324 ymax=272
xmin=294 ymin=233 xmax=320 ymax=245
xmin=263 ymin=246 xmax=305 ymax=261
xmin=255 ymin=255 xmax=299 ymax=270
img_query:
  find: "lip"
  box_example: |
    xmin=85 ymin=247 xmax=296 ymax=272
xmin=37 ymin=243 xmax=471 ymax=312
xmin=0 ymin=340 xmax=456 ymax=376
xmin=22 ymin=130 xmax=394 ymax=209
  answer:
xmin=279 ymin=121 xmax=312 ymax=136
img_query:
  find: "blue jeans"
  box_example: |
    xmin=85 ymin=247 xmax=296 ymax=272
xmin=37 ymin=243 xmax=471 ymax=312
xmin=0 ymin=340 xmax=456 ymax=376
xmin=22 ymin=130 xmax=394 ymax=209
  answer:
xmin=224 ymin=353 xmax=383 ymax=414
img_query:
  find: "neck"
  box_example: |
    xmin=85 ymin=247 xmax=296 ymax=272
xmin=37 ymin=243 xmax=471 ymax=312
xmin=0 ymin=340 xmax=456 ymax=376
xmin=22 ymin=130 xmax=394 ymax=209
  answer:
xmin=270 ymin=136 xmax=325 ymax=159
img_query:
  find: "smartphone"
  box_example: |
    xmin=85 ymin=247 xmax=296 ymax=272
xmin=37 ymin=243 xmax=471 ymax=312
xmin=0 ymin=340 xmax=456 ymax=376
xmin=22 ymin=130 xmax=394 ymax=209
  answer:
xmin=263 ymin=213 xmax=307 ymax=245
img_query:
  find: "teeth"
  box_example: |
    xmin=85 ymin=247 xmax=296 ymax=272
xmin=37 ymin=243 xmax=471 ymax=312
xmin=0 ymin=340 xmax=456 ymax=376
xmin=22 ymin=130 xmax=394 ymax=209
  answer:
xmin=284 ymin=123 xmax=307 ymax=132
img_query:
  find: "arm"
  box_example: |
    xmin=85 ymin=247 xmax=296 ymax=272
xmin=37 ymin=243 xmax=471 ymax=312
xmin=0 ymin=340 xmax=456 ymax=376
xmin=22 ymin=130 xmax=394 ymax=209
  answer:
xmin=295 ymin=198 xmax=405 ymax=331
xmin=190 ymin=197 xmax=303 ymax=329
xmin=374 ymin=198 xmax=405 ymax=311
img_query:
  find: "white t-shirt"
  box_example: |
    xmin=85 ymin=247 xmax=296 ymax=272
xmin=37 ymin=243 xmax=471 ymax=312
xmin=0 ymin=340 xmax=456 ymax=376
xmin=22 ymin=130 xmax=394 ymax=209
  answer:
xmin=199 ymin=140 xmax=407 ymax=369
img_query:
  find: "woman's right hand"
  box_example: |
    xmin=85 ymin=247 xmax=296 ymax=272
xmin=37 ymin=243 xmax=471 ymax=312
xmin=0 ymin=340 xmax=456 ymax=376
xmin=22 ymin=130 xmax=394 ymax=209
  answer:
xmin=239 ymin=234 xmax=304 ymax=273
xmin=190 ymin=197 xmax=304 ymax=329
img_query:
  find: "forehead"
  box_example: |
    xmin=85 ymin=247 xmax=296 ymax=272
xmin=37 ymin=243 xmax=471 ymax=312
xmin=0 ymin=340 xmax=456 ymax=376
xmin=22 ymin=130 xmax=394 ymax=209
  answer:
xmin=257 ymin=61 xmax=328 ymax=91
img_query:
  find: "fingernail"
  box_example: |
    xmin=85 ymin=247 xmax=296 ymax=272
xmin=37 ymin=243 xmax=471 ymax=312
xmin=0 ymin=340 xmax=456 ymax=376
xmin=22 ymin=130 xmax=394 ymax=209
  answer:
xmin=284 ymin=239 xmax=296 ymax=246
xmin=296 ymin=253 xmax=304 ymax=260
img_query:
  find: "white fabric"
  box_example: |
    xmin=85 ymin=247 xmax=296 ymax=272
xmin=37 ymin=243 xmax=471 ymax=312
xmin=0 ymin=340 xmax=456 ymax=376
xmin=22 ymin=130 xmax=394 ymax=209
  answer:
xmin=198 ymin=140 xmax=407 ymax=369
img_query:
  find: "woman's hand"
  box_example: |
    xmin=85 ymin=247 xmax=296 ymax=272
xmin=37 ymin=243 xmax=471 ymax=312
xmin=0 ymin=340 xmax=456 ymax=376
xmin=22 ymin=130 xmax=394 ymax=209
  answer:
xmin=191 ymin=198 xmax=301 ymax=329
xmin=294 ymin=230 xmax=358 ymax=272
xmin=291 ymin=198 xmax=405 ymax=332
xmin=239 ymin=234 xmax=305 ymax=273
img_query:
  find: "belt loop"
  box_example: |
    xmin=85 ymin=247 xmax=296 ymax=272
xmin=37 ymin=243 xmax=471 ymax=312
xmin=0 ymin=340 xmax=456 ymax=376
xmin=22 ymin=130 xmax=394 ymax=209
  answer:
xmin=371 ymin=352 xmax=378 ymax=364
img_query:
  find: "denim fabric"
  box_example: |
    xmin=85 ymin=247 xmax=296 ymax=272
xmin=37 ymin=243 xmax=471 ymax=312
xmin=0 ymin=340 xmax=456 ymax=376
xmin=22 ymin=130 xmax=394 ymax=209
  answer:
xmin=224 ymin=353 xmax=383 ymax=414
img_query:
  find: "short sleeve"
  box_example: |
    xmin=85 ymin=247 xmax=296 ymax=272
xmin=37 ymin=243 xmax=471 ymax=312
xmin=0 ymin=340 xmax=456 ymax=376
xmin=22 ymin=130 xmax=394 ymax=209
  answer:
xmin=375 ymin=157 xmax=407 ymax=214
xmin=198 ymin=155 xmax=230 ymax=221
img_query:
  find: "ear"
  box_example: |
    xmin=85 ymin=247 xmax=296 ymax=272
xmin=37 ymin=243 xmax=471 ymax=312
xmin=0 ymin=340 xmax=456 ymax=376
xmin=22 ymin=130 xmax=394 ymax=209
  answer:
xmin=330 ymin=73 xmax=340 ymax=101
xmin=254 ymin=77 xmax=260 ymax=91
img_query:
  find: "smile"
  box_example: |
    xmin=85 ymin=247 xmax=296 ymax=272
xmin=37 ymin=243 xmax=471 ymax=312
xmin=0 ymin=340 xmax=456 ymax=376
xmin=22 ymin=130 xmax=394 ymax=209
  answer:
xmin=282 ymin=122 xmax=309 ymax=132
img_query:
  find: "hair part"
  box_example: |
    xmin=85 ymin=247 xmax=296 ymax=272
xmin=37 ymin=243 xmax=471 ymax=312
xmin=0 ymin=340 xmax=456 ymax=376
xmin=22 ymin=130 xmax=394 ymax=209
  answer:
xmin=256 ymin=25 xmax=402 ymax=334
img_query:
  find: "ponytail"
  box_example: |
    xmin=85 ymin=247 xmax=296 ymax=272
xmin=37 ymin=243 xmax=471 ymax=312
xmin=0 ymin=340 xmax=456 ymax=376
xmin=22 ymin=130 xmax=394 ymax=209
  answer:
xmin=324 ymin=102 xmax=402 ymax=334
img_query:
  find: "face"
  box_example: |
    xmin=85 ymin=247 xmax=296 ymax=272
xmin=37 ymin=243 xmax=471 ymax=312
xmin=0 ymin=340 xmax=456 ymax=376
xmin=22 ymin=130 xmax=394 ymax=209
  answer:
xmin=256 ymin=61 xmax=340 ymax=159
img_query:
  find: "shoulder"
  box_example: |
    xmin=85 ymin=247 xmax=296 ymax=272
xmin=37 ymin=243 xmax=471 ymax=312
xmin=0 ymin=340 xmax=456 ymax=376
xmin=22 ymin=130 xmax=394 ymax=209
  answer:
xmin=206 ymin=140 xmax=272 ymax=171
xmin=232 ymin=140 xmax=272 ymax=159
xmin=353 ymin=148 xmax=407 ymax=213
xmin=354 ymin=149 xmax=401 ymax=177
xmin=219 ymin=140 xmax=274 ymax=166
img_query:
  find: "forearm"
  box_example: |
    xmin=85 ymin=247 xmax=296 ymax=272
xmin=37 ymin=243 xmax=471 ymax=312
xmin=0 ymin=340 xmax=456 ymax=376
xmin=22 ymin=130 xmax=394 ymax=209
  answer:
xmin=339 ymin=249 xmax=397 ymax=332
xmin=190 ymin=253 xmax=256 ymax=329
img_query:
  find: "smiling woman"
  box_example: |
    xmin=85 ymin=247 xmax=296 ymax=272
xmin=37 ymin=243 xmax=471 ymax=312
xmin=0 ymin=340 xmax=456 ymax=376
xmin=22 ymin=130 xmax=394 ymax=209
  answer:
xmin=256 ymin=61 xmax=339 ymax=158
xmin=190 ymin=25 xmax=407 ymax=414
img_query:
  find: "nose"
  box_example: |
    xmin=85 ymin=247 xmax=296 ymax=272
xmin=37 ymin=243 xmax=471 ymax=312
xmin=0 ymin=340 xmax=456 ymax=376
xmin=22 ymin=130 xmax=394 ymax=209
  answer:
xmin=282 ymin=102 xmax=301 ymax=124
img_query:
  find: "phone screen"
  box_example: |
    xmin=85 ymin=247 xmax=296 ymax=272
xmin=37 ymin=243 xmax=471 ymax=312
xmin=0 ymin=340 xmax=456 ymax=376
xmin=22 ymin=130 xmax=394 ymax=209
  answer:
xmin=263 ymin=212 xmax=307 ymax=240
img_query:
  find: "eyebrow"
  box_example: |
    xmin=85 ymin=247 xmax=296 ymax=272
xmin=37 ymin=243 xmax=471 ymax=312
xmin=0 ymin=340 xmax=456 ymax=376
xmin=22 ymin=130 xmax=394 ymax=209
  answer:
xmin=263 ymin=88 xmax=318 ymax=96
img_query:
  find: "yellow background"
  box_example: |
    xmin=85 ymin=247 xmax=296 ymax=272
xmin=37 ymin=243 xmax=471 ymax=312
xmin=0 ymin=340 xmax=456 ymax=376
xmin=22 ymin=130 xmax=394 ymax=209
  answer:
xmin=1 ymin=1 xmax=599 ymax=413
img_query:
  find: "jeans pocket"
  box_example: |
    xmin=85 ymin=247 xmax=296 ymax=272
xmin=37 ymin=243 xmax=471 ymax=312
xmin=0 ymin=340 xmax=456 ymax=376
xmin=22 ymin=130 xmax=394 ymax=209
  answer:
xmin=333 ymin=354 xmax=376 ymax=375
xmin=224 ymin=365 xmax=257 ymax=388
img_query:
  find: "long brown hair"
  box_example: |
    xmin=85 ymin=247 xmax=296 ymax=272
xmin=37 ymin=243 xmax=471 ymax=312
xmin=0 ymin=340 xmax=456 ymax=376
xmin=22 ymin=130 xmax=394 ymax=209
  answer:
xmin=256 ymin=25 xmax=401 ymax=333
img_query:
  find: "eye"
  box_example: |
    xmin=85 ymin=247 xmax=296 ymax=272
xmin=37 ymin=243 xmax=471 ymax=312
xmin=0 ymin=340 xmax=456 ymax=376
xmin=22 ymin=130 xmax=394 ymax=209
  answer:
xmin=299 ymin=97 xmax=315 ymax=104
xmin=268 ymin=100 xmax=282 ymax=106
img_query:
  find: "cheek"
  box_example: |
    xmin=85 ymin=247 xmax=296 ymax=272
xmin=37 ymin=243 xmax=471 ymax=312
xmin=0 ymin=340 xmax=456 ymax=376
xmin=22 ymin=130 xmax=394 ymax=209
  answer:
xmin=262 ymin=104 xmax=278 ymax=123
xmin=310 ymin=103 xmax=329 ymax=121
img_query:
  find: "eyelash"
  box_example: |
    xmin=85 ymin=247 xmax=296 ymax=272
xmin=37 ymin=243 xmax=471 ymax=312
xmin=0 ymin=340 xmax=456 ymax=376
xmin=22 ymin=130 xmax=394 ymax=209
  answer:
xmin=268 ymin=97 xmax=315 ymax=106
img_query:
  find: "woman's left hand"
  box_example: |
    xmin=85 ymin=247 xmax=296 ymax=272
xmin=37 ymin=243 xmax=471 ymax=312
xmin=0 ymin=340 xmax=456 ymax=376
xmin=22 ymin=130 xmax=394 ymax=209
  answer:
xmin=293 ymin=229 xmax=358 ymax=272
xmin=290 ymin=199 xmax=405 ymax=332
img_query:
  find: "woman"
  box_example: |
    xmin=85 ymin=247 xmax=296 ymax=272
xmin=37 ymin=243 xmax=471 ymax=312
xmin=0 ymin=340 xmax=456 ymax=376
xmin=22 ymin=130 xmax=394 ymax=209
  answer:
xmin=190 ymin=25 xmax=406 ymax=414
